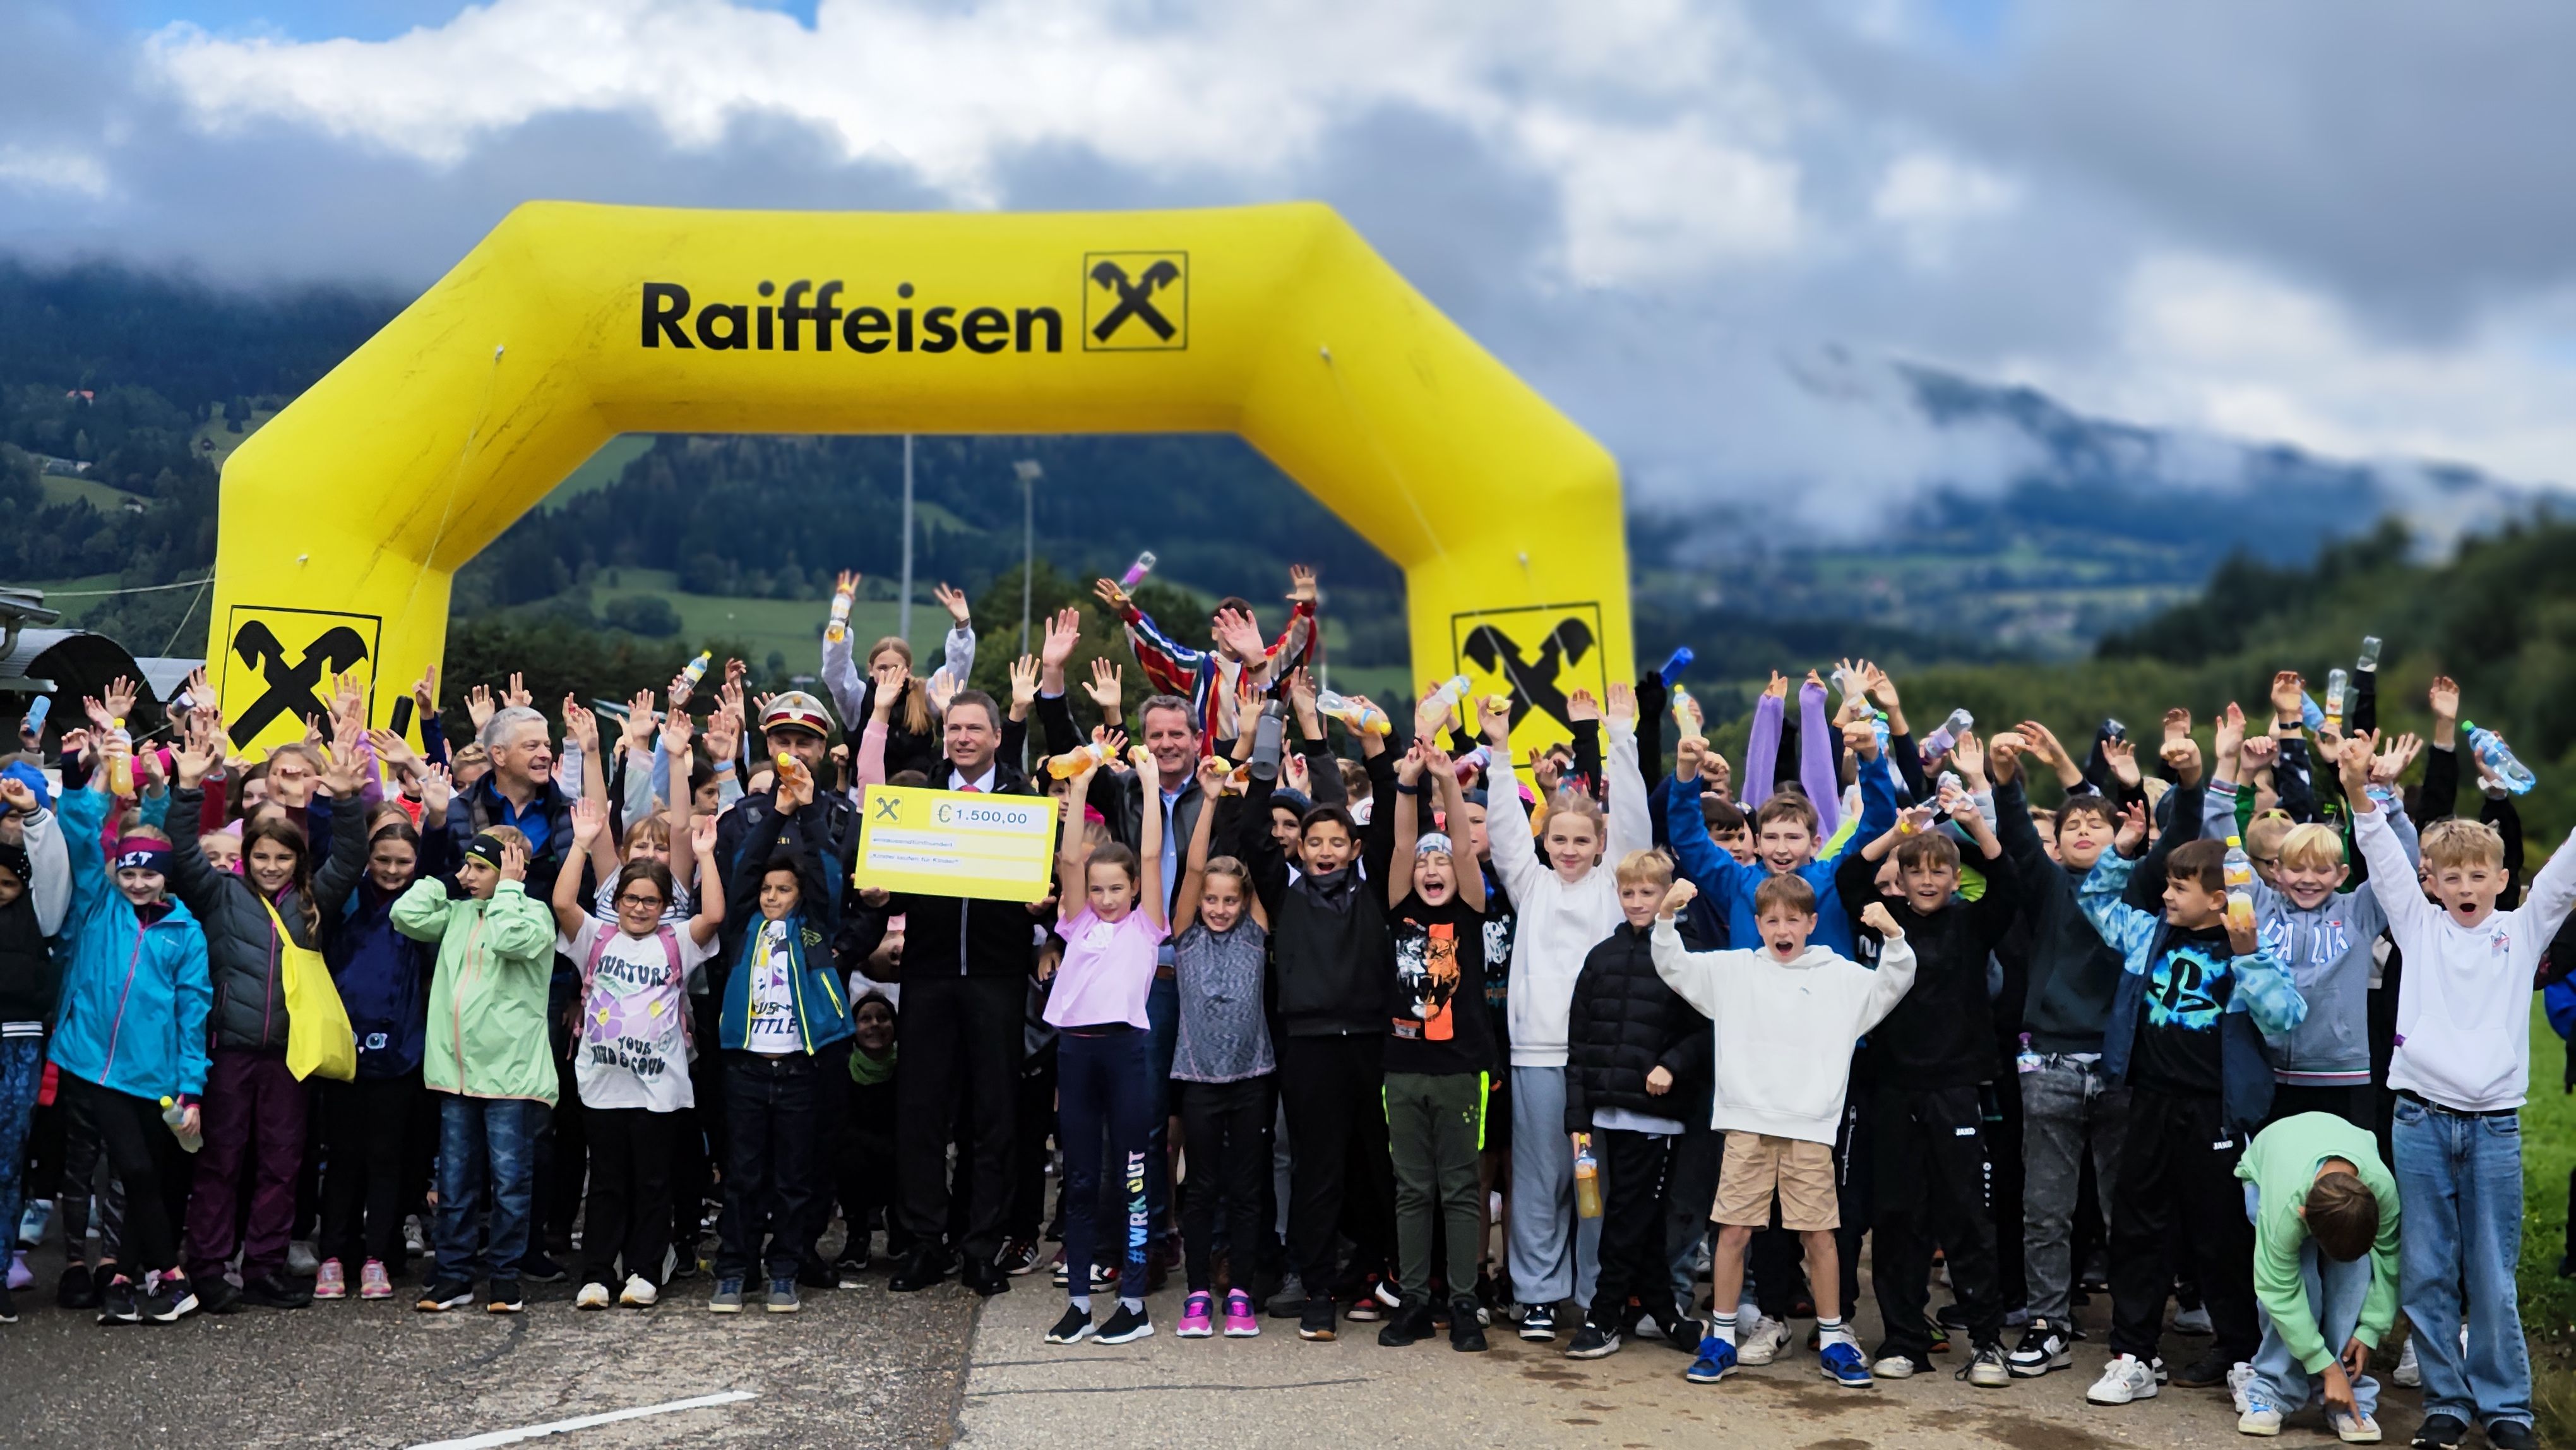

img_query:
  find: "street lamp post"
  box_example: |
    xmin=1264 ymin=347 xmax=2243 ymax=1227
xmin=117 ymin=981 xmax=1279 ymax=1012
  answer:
xmin=1013 ymin=458 xmax=1042 ymax=652
xmin=898 ymin=433 xmax=916 ymax=643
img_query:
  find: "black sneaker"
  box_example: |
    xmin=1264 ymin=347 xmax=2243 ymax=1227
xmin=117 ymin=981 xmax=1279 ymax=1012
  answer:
xmin=1518 ymin=1302 xmax=1556 ymax=1342
xmin=196 ymin=1276 xmax=245 ymax=1315
xmin=1044 ymin=1304 xmax=1095 ymax=1345
xmin=1448 ymin=1297 xmax=1488 ymax=1353
xmin=833 ymin=1257 xmax=869 ymax=1290
xmin=888 ymin=1245 xmax=954 ymax=1293
xmin=1664 ymin=1316 xmax=1706 ymax=1353
xmin=1298 ymin=1294 xmax=1337 ymax=1341
xmin=415 ymin=1278 xmax=474 ymax=1312
xmin=998 ymin=1238 xmax=1045 ymax=1277
xmin=2007 ymin=1318 xmax=2072 ymax=1377
xmin=0 ymin=1283 xmax=15 ymax=1324
xmin=241 ymin=1271 xmax=313 ymax=1309
xmin=2410 ymin=1413 xmax=2467 ymax=1450
xmin=143 ymin=1276 xmax=200 ymax=1323
xmin=486 ymin=1279 xmax=525 ymax=1314
xmin=1376 ymin=1300 xmax=1434 ymax=1348
xmin=516 ymin=1253 xmax=568 ymax=1284
xmin=2169 ymin=1349 xmax=2231 ymax=1388
xmin=96 ymin=1276 xmax=142 ymax=1325
xmin=2486 ymin=1421 xmax=2539 ymax=1450
xmin=57 ymin=1262 xmax=97 ymax=1311
xmin=1344 ymin=1274 xmax=1391 ymax=1322
xmin=1565 ymin=1319 xmax=1621 ymax=1359
xmin=795 ymin=1261 xmax=836 ymax=1291
xmin=1097 ymin=1302 xmax=1153 ymax=1345
xmin=961 ymin=1256 xmax=1009 ymax=1298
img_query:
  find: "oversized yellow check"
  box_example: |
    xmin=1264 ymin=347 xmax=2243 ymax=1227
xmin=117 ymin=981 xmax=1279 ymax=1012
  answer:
xmin=853 ymin=785 xmax=1060 ymax=902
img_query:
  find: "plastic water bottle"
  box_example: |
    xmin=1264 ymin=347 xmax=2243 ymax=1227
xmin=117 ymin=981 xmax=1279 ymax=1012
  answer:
xmin=2300 ymin=692 xmax=2325 ymax=732
xmin=681 ymin=651 xmax=714 ymax=689
xmin=105 ymin=719 xmax=134 ymax=798
xmin=160 ymin=1096 xmax=201 ymax=1154
xmin=1315 ymin=690 xmax=1390 ymax=736
xmin=825 ymin=575 xmax=856 ymax=645
xmin=1450 ymin=745 xmax=1490 ymax=778
xmin=1670 ymin=684 xmax=1698 ymax=733
xmin=2356 ymin=635 xmax=2382 ymax=674
xmin=1871 ymin=710 xmax=1891 ymax=760
xmin=22 ymin=695 xmax=48 ymax=733
xmin=1937 ymin=770 xmax=1963 ymax=800
xmin=2323 ymin=668 xmax=2349 ymax=729
xmin=1047 ymin=741 xmax=1114 ymax=781
xmin=1119 ymin=551 xmax=1157 ymax=589
xmin=2461 ymin=721 xmax=2537 ymax=795
xmin=1659 ymin=645 xmax=1694 ymax=681
xmin=1572 ymin=1135 xmax=1603 ymax=1219
xmin=1921 ymin=707 xmax=1974 ymax=758
xmin=2223 ymin=835 xmax=2256 ymax=930
xmin=1429 ymin=674 xmax=1472 ymax=714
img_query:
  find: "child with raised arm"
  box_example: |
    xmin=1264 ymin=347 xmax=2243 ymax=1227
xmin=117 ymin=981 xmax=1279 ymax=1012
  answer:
xmin=1666 ymin=710 xmax=1899 ymax=963
xmin=2343 ymin=730 xmax=2574 ymax=1450
xmin=1167 ymin=752 xmax=1274 ymax=1341
xmin=1652 ymin=875 xmax=1916 ymax=1389
xmin=1042 ymin=736 xmax=1167 ymax=1348
xmin=1481 ymin=684 xmax=1652 ymax=1345
xmin=552 ymin=800 xmax=725 ymax=1311
xmin=1378 ymin=736 xmax=1497 ymax=1353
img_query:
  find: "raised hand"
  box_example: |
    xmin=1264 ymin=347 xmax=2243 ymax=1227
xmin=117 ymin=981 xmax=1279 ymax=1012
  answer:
xmin=1082 ymin=657 xmax=1123 ymax=715
xmin=2104 ymin=738 xmax=2140 ymax=789
xmin=1674 ymin=689 xmax=1706 ymax=737
xmin=660 ymin=701 xmax=695 ymax=764
xmin=2239 ymin=734 xmax=2279 ymax=774
xmin=1481 ymin=695 xmax=1513 ymax=750
xmin=705 ymin=699 xmax=741 ymax=766
xmin=102 ymin=674 xmax=140 ymax=723
xmin=2114 ymin=800 xmax=2149 ymax=856
xmin=690 ymin=812 xmax=718 ymax=857
xmin=1282 ymin=748 xmax=1311 ymax=794
xmin=2269 ymin=670 xmax=2305 ymax=725
xmin=1006 ymin=656 xmax=1038 ymax=713
xmin=1126 ymin=745 xmax=1155 ymax=776
xmin=1674 ymin=733 xmax=1705 ymax=782
xmin=2015 ymin=718 xmax=2068 ymax=767
xmin=933 ymin=581 xmax=972 ymax=626
xmin=621 ymin=690 xmax=658 ymax=752
xmin=1988 ymin=731 xmax=2024 ymax=782
xmin=2371 ymin=731 xmax=2422 ymax=786
xmin=2336 ymin=728 xmax=2377 ymax=799
xmin=499 ymin=839 xmax=529 ymax=884
xmin=2213 ymin=702 xmax=2246 ymax=774
xmin=1565 ymin=688 xmax=1601 ymax=724
xmin=774 ymin=752 xmax=814 ymax=811
xmin=562 ymin=695 xmax=600 ymax=757
xmin=2159 ymin=731 xmax=2202 ymax=786
xmin=872 ymin=659 xmax=911 ymax=720
xmin=0 ymin=775 xmax=34 ymax=814
xmin=1196 ymin=753 xmax=1232 ymax=794
xmin=1862 ymin=660 xmax=1901 ymax=710
xmin=569 ymin=794 xmax=607 ymax=848
xmin=1952 ymin=729 xmax=1986 ymax=787
xmin=1415 ymin=685 xmax=1455 ymax=743
xmin=1899 ymin=803 xmax=1938 ymax=836
xmin=1286 ymin=564 xmax=1318 ymax=603
xmin=467 ymin=683 xmax=496 ymax=732
xmin=1859 ymin=901 xmax=1904 ymax=940
xmin=1762 ymin=671 xmax=1788 ymax=702
xmin=2428 ymin=675 xmax=2459 ymax=723
xmin=835 ymin=569 xmax=862 ymax=599
xmin=1211 ymin=608 xmax=1266 ymax=664
xmin=1659 ymin=879 xmax=1698 ymax=917
xmin=926 ymin=671 xmax=959 ymax=717
xmin=1091 ymin=577 xmax=1130 ymax=613
xmin=1040 ymin=606 xmax=1082 ymax=671
xmin=1605 ymin=681 xmax=1637 ymax=726
xmin=1395 ymin=739 xmax=1426 ymax=787
xmin=420 ymin=763 xmax=453 ymax=818
xmin=2162 ymin=707 xmax=2192 ymax=745
xmin=1530 ymin=747 xmax=1562 ymax=793
xmin=505 ymin=672 xmax=532 ymax=710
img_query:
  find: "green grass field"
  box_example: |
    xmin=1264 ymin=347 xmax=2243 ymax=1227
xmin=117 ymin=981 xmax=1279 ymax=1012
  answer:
xmin=2522 ymin=998 xmax=2576 ymax=1439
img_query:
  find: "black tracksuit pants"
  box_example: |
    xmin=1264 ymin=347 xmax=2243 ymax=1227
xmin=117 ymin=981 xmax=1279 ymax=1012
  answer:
xmin=1276 ymin=1033 xmax=1393 ymax=1293
xmin=1869 ymin=1084 xmax=2001 ymax=1359
xmin=894 ymin=974 xmax=1025 ymax=1263
xmin=2108 ymin=1086 xmax=2257 ymax=1363
xmin=1586 ymin=1127 xmax=1678 ymax=1329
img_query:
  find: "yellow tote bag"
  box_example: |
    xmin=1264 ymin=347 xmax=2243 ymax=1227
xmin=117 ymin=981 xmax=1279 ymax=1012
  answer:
xmin=265 ymin=899 xmax=356 ymax=1082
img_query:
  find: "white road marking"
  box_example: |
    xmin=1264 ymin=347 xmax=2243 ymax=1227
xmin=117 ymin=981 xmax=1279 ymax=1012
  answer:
xmin=407 ymin=1391 xmax=756 ymax=1449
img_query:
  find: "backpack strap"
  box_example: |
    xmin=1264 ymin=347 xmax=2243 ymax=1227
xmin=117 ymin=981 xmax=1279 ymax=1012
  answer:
xmin=654 ymin=923 xmax=694 ymax=1052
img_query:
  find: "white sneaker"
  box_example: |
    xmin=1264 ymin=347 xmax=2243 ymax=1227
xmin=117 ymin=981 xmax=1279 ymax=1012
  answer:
xmin=1873 ymin=1355 xmax=1919 ymax=1379
xmin=1966 ymin=1345 xmax=2012 ymax=1387
xmin=2227 ymin=1360 xmax=2257 ymax=1413
xmin=2087 ymin=1353 xmax=2160 ymax=1405
xmin=2238 ymin=1404 xmax=2284 ymax=1436
xmin=2391 ymin=1338 xmax=2420 ymax=1388
xmin=1736 ymin=1315 xmax=1792 ymax=1366
xmin=619 ymin=1274 xmax=659 ymax=1308
xmin=575 ymin=1281 xmax=612 ymax=1310
xmin=2329 ymin=1410 xmax=2382 ymax=1444
xmin=404 ymin=1216 xmax=429 ymax=1256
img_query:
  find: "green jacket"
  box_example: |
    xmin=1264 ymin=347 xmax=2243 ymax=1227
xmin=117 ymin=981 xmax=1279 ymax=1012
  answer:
xmin=392 ymin=879 xmax=559 ymax=1105
xmin=2235 ymin=1111 xmax=2402 ymax=1374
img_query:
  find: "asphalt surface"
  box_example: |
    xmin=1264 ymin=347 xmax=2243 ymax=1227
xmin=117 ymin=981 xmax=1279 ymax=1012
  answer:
xmin=0 ymin=1237 xmax=979 ymax=1449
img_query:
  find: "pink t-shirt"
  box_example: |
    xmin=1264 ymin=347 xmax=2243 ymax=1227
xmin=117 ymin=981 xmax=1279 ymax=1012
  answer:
xmin=1045 ymin=906 xmax=1167 ymax=1031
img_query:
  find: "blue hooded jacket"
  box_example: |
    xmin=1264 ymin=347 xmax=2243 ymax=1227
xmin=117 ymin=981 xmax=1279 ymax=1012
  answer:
xmin=47 ymin=782 xmax=213 ymax=1103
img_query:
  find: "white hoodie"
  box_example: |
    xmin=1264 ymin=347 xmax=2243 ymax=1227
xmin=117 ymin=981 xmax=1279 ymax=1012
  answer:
xmin=1650 ymin=917 xmax=1916 ymax=1146
xmin=2356 ymin=807 xmax=2576 ymax=1111
xmin=1489 ymin=724 xmax=1651 ymax=1068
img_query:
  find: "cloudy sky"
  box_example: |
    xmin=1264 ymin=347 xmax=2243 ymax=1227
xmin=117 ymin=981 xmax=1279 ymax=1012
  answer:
xmin=7 ymin=0 xmax=2575 ymax=529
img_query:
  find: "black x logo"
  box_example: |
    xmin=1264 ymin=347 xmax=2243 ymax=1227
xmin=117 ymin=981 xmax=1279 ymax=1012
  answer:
xmin=1461 ymin=618 xmax=1596 ymax=736
xmin=1089 ymin=258 xmax=1181 ymax=343
xmin=229 ymin=621 xmax=370 ymax=742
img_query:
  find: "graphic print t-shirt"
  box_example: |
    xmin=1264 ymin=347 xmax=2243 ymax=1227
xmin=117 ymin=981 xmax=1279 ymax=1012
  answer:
xmin=2131 ymin=924 xmax=2236 ymax=1097
xmin=1385 ymin=893 xmax=1493 ymax=1077
xmin=561 ymin=918 xmax=716 ymax=1111
xmin=746 ymin=920 xmax=805 ymax=1056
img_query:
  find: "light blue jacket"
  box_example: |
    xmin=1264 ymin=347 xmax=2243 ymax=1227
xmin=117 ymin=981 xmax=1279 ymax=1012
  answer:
xmin=47 ymin=783 xmax=213 ymax=1103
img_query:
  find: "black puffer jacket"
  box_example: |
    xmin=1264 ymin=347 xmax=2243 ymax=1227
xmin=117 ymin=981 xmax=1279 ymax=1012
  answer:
xmin=1564 ymin=918 xmax=1706 ymax=1133
xmin=167 ymin=784 xmax=370 ymax=1053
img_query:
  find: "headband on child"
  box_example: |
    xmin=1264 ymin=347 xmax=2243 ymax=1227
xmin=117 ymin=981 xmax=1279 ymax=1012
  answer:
xmin=1415 ymin=832 xmax=1454 ymax=857
xmin=463 ymin=833 xmax=509 ymax=870
xmin=114 ymin=839 xmax=173 ymax=873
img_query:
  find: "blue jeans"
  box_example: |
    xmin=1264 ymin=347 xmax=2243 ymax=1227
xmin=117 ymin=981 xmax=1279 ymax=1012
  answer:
xmin=2392 ymin=1096 xmax=2531 ymax=1429
xmin=2243 ymin=1183 xmax=2379 ymax=1420
xmin=434 ymin=1095 xmax=547 ymax=1285
xmin=1059 ymin=1026 xmax=1155 ymax=1298
xmin=0 ymin=1039 xmax=41 ymax=1257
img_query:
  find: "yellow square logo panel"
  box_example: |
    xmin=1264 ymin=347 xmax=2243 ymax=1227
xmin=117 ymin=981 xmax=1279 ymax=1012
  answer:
xmin=1083 ymin=251 xmax=1188 ymax=350
xmin=1450 ymin=603 xmax=1608 ymax=758
xmin=219 ymin=605 xmax=380 ymax=756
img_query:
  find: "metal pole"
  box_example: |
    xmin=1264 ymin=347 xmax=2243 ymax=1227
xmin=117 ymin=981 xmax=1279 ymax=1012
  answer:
xmin=898 ymin=434 xmax=915 ymax=643
xmin=1013 ymin=460 xmax=1042 ymax=653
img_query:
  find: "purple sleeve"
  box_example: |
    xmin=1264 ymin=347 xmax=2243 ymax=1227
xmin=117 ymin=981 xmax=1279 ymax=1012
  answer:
xmin=1798 ymin=680 xmax=1839 ymax=837
xmin=1744 ymin=692 xmax=1784 ymax=806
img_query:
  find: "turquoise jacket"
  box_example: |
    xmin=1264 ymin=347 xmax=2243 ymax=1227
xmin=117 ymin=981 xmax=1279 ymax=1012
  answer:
xmin=47 ymin=783 xmax=213 ymax=1103
xmin=717 ymin=913 xmax=852 ymax=1055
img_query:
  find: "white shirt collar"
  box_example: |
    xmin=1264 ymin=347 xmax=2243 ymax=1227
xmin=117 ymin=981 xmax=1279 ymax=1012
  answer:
xmin=949 ymin=763 xmax=999 ymax=793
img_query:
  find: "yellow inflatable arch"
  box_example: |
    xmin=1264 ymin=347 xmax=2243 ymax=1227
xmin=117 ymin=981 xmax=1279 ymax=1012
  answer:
xmin=208 ymin=201 xmax=1628 ymax=753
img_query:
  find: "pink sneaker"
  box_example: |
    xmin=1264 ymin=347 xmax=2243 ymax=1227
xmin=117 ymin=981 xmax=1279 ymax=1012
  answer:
xmin=1223 ymin=1288 xmax=1260 ymax=1338
xmin=359 ymin=1259 xmax=394 ymax=1301
xmin=1177 ymin=1291 xmax=1215 ymax=1338
xmin=8 ymin=1249 xmax=31 ymax=1291
xmin=313 ymin=1259 xmax=348 ymax=1300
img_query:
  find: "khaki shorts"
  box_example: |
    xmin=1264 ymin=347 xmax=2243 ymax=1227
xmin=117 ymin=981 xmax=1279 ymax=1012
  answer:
xmin=1712 ymin=1133 xmax=1839 ymax=1231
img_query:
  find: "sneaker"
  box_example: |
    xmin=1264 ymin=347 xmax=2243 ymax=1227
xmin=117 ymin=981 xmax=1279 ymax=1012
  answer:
xmin=0 ymin=1283 xmax=15 ymax=1324
xmin=57 ymin=1262 xmax=95 ymax=1310
xmin=143 ymin=1276 xmax=199 ymax=1324
xmin=1299 ymin=1295 xmax=1337 ymax=1342
xmin=1819 ymin=1340 xmax=1875 ymax=1388
xmin=2227 ymin=1360 xmax=2257 ymax=1412
xmin=961 ymin=1256 xmax=1010 ymax=1298
xmin=516 ymin=1252 xmax=568 ymax=1284
xmin=1266 ymin=1274 xmax=1308 ymax=1318
xmin=1097 ymin=1301 xmax=1153 ymax=1345
xmin=287 ymin=1240 xmax=320 ymax=1276
xmin=834 ymin=1257 xmax=868 ymax=1290
xmin=242 ymin=1271 xmax=313 ymax=1309
xmin=998 ymin=1238 xmax=1045 ymax=1277
xmin=312 ymin=1259 xmax=347 ymax=1301
xmin=1518 ymin=1302 xmax=1556 ymax=1343
xmin=1448 ymin=1295 xmax=1486 ymax=1353
xmin=889 ymin=1245 xmax=955 ymax=1293
xmin=1045 ymin=1304 xmax=1094 ymax=1345
xmin=359 ymin=1260 xmax=395 ymax=1300
xmin=1344 ymin=1274 xmax=1393 ymax=1322
xmin=1736 ymin=1314 xmax=1792 ymax=1366
xmin=2087 ymin=1353 xmax=2159 ymax=1405
xmin=2173 ymin=1304 xmax=2214 ymax=1336
xmin=2484 ymin=1421 xmax=2537 ymax=1450
xmin=2409 ymin=1413 xmax=2467 ymax=1449
xmin=486 ymin=1279 xmax=523 ymax=1314
xmin=196 ymin=1276 xmax=244 ymax=1315
xmin=2392 ymin=1337 xmax=2421 ymax=1388
xmin=576 ymin=1281 xmax=612 ymax=1310
xmin=17 ymin=1198 xmax=51 ymax=1247
xmin=1686 ymin=1333 xmax=1739 ymax=1384
xmin=2330 ymin=1410 xmax=2383 ymax=1444
xmin=709 ymin=1278 xmax=745 ymax=1314
xmin=619 ymin=1274 xmax=659 ymax=1308
xmin=1962 ymin=1343 xmax=2010 ymax=1387
xmin=1565 ymin=1319 xmax=1621 ymax=1359
xmin=1873 ymin=1352 xmax=1924 ymax=1379
xmin=403 ymin=1216 xmax=430 ymax=1257
xmin=415 ymin=1279 xmax=474 ymax=1313
xmin=766 ymin=1278 xmax=800 ymax=1313
xmin=2173 ymin=1350 xmax=2234 ymax=1387
xmin=2008 ymin=1319 xmax=2072 ymax=1377
xmin=1224 ymin=1290 xmax=1260 ymax=1337
xmin=1378 ymin=1298 xmax=1436 ymax=1346
xmin=1178 ymin=1291 xmax=1215 ymax=1338
xmin=2239 ymin=1401 xmax=2284 ymax=1436
xmin=96 ymin=1275 xmax=141 ymax=1325
xmin=7 ymin=1249 xmax=30 ymax=1291
xmin=796 ymin=1260 xmax=837 ymax=1291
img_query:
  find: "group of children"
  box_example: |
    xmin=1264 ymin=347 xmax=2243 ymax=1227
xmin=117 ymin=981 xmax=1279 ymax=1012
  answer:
xmin=0 ymin=571 xmax=2567 ymax=1450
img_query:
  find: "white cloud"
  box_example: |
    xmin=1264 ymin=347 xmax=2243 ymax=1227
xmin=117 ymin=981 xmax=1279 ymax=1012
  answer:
xmin=0 ymin=143 xmax=112 ymax=198
xmin=1869 ymin=149 xmax=2017 ymax=266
